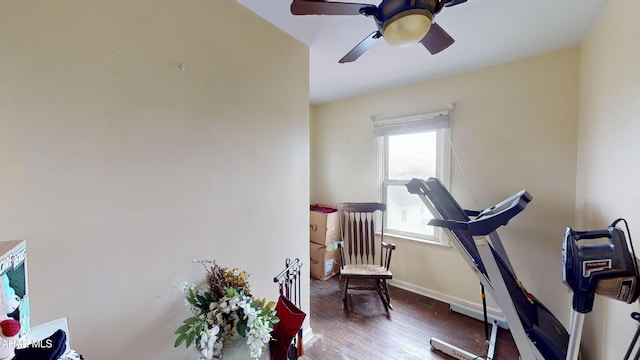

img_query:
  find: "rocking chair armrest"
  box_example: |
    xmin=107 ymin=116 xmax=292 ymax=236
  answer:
xmin=381 ymin=241 xmax=396 ymax=250
xmin=381 ymin=241 xmax=396 ymax=270
xmin=335 ymin=240 xmax=346 ymax=269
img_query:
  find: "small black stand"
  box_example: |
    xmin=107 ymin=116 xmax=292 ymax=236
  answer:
xmin=624 ymin=312 xmax=640 ymax=360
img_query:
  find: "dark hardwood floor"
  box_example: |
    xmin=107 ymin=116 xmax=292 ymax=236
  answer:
xmin=302 ymin=276 xmax=520 ymax=360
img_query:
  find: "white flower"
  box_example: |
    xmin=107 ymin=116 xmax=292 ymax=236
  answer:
xmin=198 ymin=326 xmax=220 ymax=360
xmin=180 ymin=282 xmax=191 ymax=293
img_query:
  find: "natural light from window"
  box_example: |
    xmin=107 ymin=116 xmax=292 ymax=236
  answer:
xmin=385 ymin=131 xmax=438 ymax=238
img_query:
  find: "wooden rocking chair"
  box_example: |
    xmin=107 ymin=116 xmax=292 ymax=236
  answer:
xmin=337 ymin=202 xmax=396 ymax=312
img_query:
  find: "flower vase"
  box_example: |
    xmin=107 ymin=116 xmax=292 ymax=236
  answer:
xmin=221 ymin=335 xmax=268 ymax=360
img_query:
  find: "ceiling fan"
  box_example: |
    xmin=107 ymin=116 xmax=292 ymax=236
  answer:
xmin=290 ymin=0 xmax=468 ymax=63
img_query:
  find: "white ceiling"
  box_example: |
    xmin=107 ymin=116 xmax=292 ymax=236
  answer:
xmin=238 ymin=0 xmax=608 ymax=104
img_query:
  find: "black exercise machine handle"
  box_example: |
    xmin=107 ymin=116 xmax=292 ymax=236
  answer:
xmin=429 ymin=190 xmax=532 ymax=236
xmin=570 ymin=229 xmax=612 ymax=241
xmin=428 ymin=219 xmax=468 ymax=230
xmin=407 ymin=177 xmax=532 ymax=236
xmin=467 ymin=190 xmax=532 ymax=236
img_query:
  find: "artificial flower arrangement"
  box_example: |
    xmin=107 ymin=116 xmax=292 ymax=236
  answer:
xmin=175 ymin=260 xmax=279 ymax=360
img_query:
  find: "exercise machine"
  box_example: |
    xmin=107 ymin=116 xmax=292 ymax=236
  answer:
xmin=406 ymin=177 xmax=640 ymax=360
xmin=563 ymin=218 xmax=640 ymax=359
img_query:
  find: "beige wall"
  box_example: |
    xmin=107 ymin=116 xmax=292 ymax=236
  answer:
xmin=577 ymin=1 xmax=640 ymax=358
xmin=312 ymin=48 xmax=580 ymax=323
xmin=0 ymin=1 xmax=309 ymax=358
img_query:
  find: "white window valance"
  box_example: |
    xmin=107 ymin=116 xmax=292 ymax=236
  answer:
xmin=371 ymin=110 xmax=450 ymax=137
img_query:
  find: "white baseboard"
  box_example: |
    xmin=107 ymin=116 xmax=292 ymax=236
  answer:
xmin=302 ymin=326 xmax=313 ymax=344
xmin=388 ymin=279 xmax=508 ymax=329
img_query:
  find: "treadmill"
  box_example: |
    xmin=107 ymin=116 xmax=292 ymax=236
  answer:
xmin=406 ymin=177 xmax=572 ymax=360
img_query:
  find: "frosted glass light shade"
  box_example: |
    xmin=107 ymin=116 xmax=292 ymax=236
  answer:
xmin=383 ymin=13 xmax=432 ymax=48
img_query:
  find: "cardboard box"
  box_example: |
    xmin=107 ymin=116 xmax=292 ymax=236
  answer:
xmin=310 ymin=242 xmax=341 ymax=281
xmin=310 ymin=204 xmax=341 ymax=247
xmin=0 ymin=240 xmax=29 ymax=338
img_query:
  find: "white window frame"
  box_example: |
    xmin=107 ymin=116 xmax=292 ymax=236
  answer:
xmin=374 ymin=111 xmax=451 ymax=246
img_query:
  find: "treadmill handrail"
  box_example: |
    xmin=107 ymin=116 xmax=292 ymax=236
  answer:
xmin=428 ymin=218 xmax=468 ymax=230
xmin=407 ymin=177 xmax=532 ymax=236
xmin=467 ymin=190 xmax=532 ymax=236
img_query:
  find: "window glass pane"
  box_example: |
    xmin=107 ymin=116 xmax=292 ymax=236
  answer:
xmin=388 ymin=132 xmax=437 ymax=180
xmin=386 ymin=185 xmax=434 ymax=236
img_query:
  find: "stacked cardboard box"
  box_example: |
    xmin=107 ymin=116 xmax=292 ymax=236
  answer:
xmin=309 ymin=205 xmax=341 ymax=280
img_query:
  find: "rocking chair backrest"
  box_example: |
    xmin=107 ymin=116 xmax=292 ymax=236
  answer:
xmin=337 ymin=202 xmax=388 ymax=269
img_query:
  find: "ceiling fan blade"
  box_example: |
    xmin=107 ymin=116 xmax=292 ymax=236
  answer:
xmin=444 ymin=0 xmax=467 ymax=7
xmin=339 ymin=31 xmax=381 ymax=63
xmin=291 ymin=0 xmax=377 ymax=16
xmin=420 ymin=22 xmax=455 ymax=55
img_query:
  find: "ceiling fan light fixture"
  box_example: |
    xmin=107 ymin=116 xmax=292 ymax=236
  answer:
xmin=382 ymin=10 xmax=433 ymax=48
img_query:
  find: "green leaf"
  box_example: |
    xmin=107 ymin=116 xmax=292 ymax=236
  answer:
xmin=237 ymin=320 xmax=248 ymax=337
xmin=196 ymin=294 xmax=207 ymax=304
xmin=175 ymin=324 xmax=190 ymax=334
xmin=265 ymin=301 xmax=276 ymax=310
xmin=184 ymin=317 xmax=199 ymax=325
xmin=185 ymin=330 xmax=196 ymax=348
xmin=225 ymin=287 xmax=239 ymax=297
xmin=187 ymin=288 xmax=199 ymax=303
xmin=174 ymin=333 xmax=187 ymax=348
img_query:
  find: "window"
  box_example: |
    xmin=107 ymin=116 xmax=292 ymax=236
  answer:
xmin=374 ymin=111 xmax=450 ymax=245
